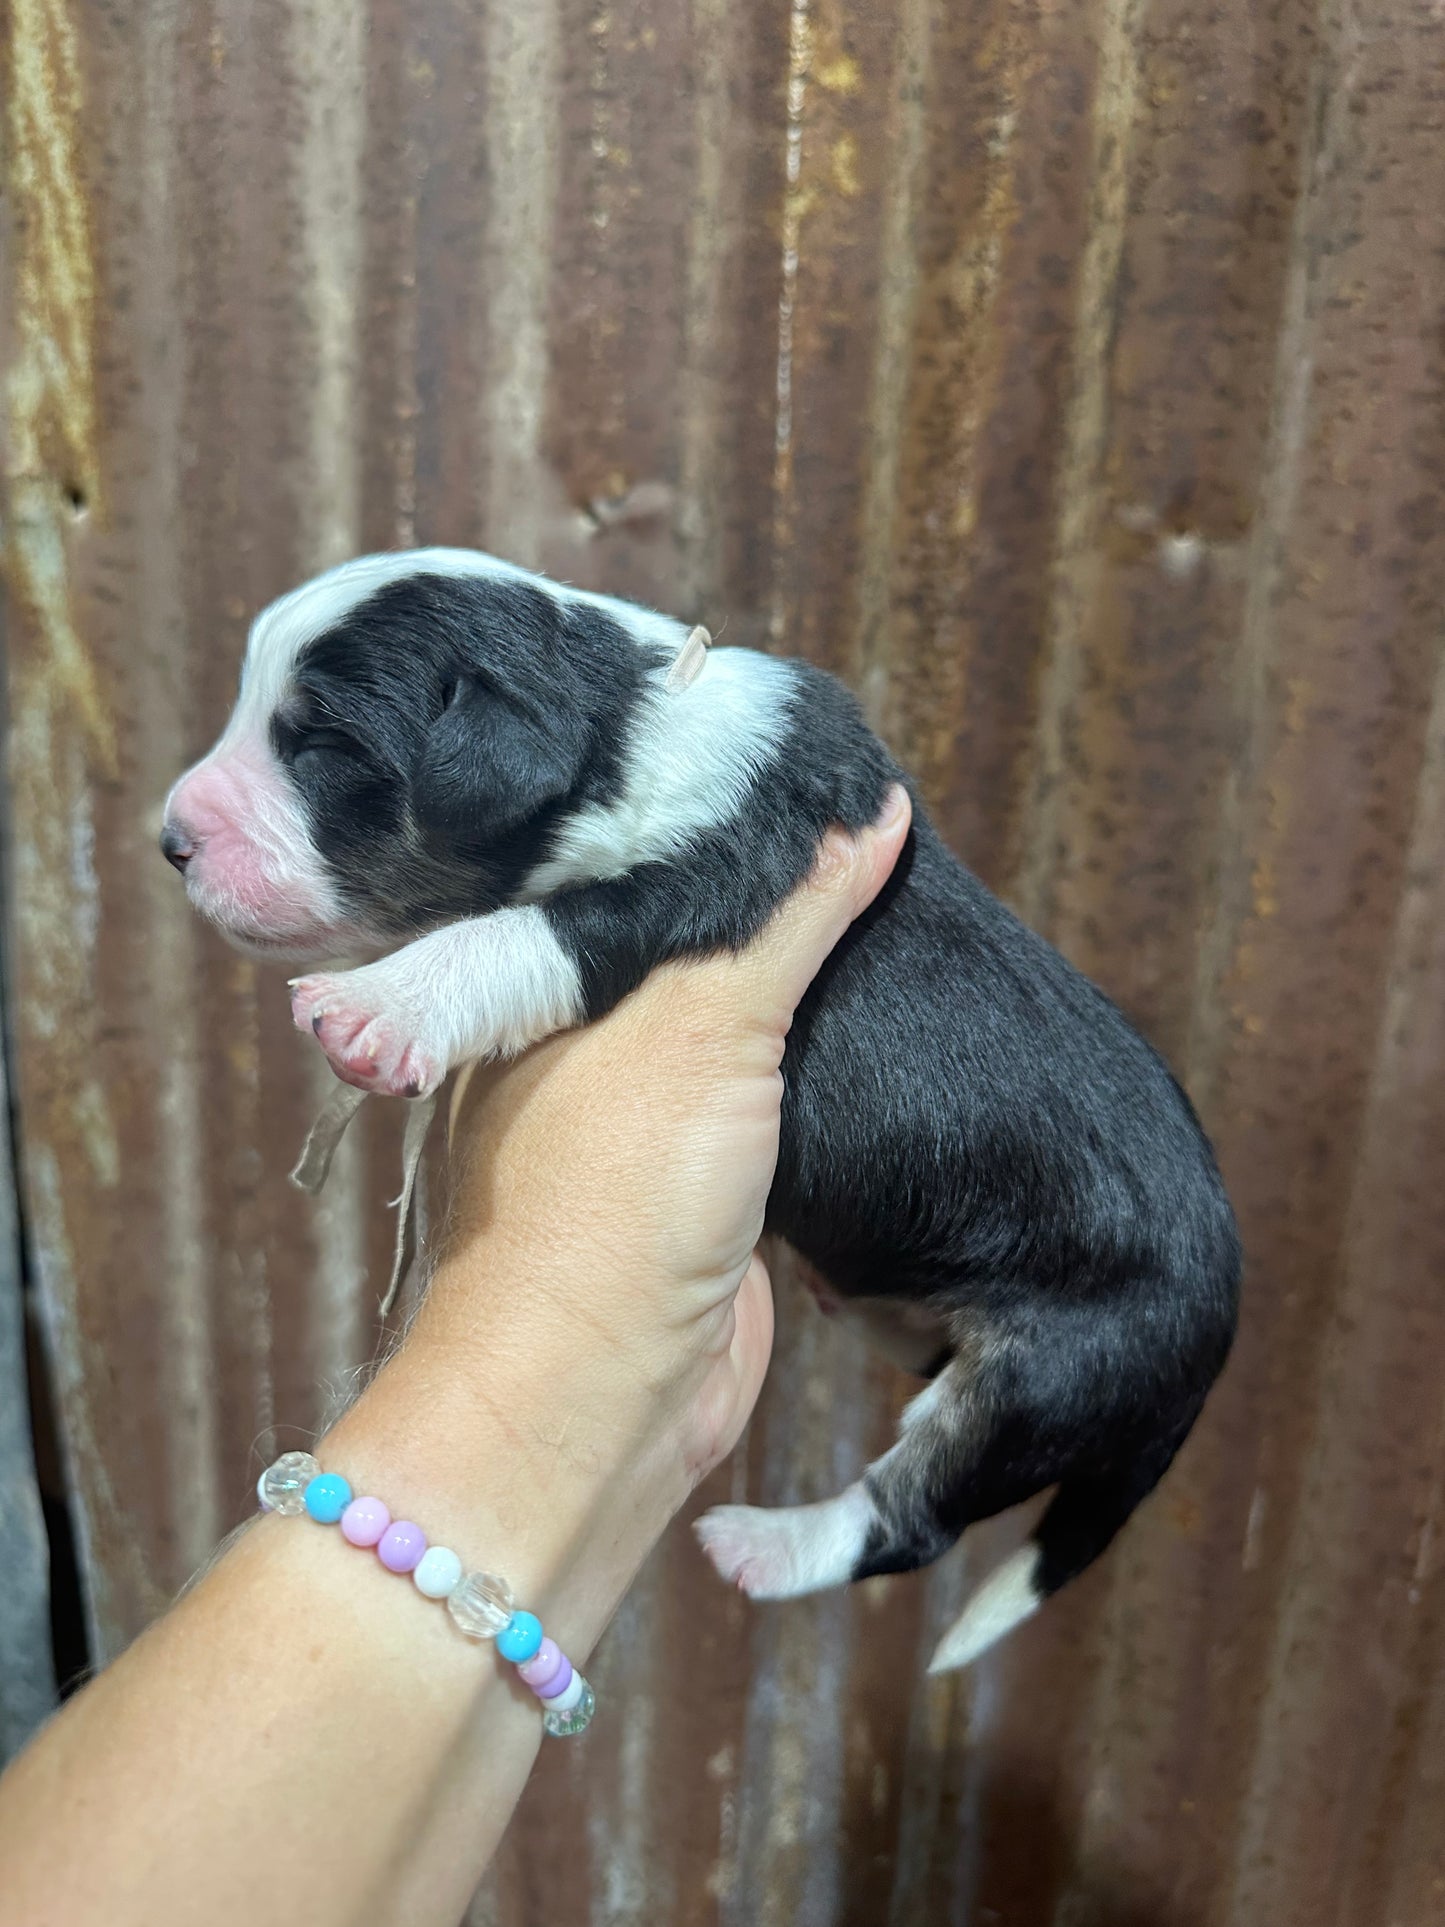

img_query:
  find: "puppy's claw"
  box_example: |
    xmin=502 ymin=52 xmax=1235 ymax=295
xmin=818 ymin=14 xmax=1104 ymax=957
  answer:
xmin=290 ymin=971 xmax=446 ymax=1101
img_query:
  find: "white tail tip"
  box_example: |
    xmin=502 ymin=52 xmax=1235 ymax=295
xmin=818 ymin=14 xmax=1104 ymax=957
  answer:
xmin=928 ymin=1544 xmax=1042 ymax=1674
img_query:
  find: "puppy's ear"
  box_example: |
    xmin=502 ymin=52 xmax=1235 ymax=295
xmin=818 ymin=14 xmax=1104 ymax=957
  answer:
xmin=411 ymin=677 xmax=578 ymax=845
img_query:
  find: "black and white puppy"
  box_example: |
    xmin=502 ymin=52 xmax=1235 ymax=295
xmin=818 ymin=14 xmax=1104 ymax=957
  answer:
xmin=161 ymin=550 xmax=1240 ymax=1671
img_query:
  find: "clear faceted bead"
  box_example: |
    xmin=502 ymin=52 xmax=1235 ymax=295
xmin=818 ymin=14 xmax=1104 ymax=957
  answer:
xmin=260 ymin=1451 xmax=320 ymax=1516
xmin=445 ymin=1570 xmax=515 ymax=1640
xmin=543 ymin=1680 xmax=596 ymax=1738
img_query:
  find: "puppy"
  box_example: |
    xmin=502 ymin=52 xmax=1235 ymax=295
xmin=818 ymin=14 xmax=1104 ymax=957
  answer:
xmin=162 ymin=550 xmax=1240 ymax=1670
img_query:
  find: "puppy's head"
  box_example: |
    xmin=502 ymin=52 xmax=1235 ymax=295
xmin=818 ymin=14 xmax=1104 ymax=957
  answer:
xmin=161 ymin=551 xmax=676 ymax=959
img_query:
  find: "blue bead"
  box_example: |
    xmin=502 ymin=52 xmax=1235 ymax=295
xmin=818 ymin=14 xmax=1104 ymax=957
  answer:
xmin=303 ymin=1473 xmax=353 ymax=1524
xmin=496 ymin=1611 xmax=544 ymax=1663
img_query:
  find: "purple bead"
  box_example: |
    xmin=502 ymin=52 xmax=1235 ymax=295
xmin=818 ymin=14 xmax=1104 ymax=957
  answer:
xmin=340 ymin=1496 xmax=391 ymax=1548
xmin=528 ymin=1656 xmax=572 ymax=1702
xmin=517 ymin=1639 xmax=563 ymax=1689
xmin=377 ymin=1520 xmax=427 ymax=1573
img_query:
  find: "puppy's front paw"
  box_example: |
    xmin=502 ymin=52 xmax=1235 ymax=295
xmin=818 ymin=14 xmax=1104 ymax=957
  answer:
xmin=694 ymin=1505 xmax=801 ymax=1599
xmin=289 ymin=971 xmax=446 ymax=1099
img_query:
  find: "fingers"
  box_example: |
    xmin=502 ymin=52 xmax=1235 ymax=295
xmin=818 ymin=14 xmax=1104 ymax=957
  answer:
xmin=723 ymin=784 xmax=912 ymax=1023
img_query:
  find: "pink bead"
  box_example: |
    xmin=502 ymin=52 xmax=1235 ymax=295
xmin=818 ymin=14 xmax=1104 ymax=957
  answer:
xmin=340 ymin=1496 xmax=391 ymax=1548
xmin=517 ymin=1639 xmax=563 ymax=1688
xmin=377 ymin=1520 xmax=427 ymax=1573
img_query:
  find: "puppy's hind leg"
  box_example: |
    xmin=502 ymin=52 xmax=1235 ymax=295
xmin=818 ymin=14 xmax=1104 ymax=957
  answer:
xmin=699 ymin=1303 xmax=1203 ymax=1669
xmin=695 ymin=1357 xmax=990 ymax=1601
xmin=693 ymin=1484 xmax=878 ymax=1600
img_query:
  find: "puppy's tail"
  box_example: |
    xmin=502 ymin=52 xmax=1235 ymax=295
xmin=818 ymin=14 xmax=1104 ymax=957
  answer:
xmin=927 ymin=1450 xmax=1176 ymax=1674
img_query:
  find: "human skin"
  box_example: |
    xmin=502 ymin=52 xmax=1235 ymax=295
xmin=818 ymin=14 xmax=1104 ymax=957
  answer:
xmin=0 ymin=788 xmax=910 ymax=1927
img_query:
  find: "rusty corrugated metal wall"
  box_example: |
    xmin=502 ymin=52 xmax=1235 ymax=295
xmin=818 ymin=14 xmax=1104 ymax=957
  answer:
xmin=3 ymin=0 xmax=1444 ymax=1919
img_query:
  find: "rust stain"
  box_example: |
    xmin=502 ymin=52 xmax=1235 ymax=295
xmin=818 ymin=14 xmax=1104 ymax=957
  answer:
xmin=1011 ymin=0 xmax=1147 ymax=932
xmin=767 ymin=0 xmax=817 ymax=645
xmin=479 ymin=1 xmax=563 ymax=563
xmin=815 ymin=50 xmax=861 ymax=95
xmin=1182 ymin=0 xmax=1351 ymax=1112
xmin=866 ymin=22 xmax=1025 ymax=784
xmin=853 ymin=0 xmax=935 ymax=726
xmin=828 ymin=133 xmax=861 ymax=199
xmin=4 ymin=0 xmax=113 ymax=772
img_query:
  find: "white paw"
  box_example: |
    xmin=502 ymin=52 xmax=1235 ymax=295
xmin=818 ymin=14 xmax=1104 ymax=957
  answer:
xmin=290 ymin=970 xmax=446 ymax=1099
xmin=695 ymin=1506 xmax=798 ymax=1597
xmin=694 ymin=1489 xmax=873 ymax=1600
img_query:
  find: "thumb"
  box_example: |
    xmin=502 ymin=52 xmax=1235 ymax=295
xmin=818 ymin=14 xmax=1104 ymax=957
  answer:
xmin=727 ymin=784 xmax=912 ymax=1024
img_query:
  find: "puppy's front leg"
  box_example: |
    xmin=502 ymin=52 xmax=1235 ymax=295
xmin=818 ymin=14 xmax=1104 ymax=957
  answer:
xmin=290 ymin=906 xmax=584 ymax=1098
xmin=291 ymin=854 xmax=790 ymax=1098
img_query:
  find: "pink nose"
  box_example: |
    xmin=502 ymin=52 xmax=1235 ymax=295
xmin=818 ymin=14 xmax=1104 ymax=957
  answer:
xmin=160 ymin=822 xmax=196 ymax=871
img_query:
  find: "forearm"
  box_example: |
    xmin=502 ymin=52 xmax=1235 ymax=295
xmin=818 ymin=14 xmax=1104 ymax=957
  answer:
xmin=0 ymin=1246 xmax=690 ymax=1927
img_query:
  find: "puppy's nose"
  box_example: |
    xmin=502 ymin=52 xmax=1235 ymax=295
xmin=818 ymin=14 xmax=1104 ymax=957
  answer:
xmin=160 ymin=822 xmax=196 ymax=872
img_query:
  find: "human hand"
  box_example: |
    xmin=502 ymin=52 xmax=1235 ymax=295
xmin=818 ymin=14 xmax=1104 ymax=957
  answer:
xmin=431 ymin=782 xmax=913 ymax=1490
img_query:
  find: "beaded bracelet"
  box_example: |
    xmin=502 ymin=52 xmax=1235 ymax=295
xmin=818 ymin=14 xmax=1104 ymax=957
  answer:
xmin=257 ymin=1452 xmax=596 ymax=1738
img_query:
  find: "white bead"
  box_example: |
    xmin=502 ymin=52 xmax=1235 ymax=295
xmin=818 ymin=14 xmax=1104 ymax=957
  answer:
xmin=413 ymin=1546 xmax=463 ymax=1600
xmin=541 ymin=1671 xmax=585 ymax=1714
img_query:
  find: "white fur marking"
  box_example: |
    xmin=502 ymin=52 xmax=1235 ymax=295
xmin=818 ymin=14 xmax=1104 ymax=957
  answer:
xmin=520 ymin=647 xmax=797 ymax=897
xmin=927 ymin=1544 xmax=1042 ymax=1673
xmin=162 ymin=742 xmax=358 ymax=953
xmin=694 ymin=1485 xmax=874 ymax=1600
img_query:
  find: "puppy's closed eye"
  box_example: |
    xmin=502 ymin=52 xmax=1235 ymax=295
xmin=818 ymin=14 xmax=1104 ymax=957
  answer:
xmin=293 ymin=727 xmax=356 ymax=762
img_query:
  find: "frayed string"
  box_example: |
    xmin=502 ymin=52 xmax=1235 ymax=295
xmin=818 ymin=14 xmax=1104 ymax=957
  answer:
xmin=381 ymin=1092 xmax=439 ymax=1317
xmin=290 ymin=1083 xmax=368 ymax=1193
xmin=290 ymin=1083 xmax=439 ymax=1320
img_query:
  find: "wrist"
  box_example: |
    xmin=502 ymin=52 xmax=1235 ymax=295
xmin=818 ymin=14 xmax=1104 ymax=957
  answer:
xmin=320 ymin=1260 xmax=694 ymax=1661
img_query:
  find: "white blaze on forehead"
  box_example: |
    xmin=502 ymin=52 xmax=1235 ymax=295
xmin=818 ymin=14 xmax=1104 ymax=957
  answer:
xmin=230 ymin=546 xmax=690 ymax=740
xmin=521 ymin=647 xmax=797 ymax=897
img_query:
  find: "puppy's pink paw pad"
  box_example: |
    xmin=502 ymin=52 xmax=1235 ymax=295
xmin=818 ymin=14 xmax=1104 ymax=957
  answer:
xmin=694 ymin=1507 xmax=796 ymax=1599
xmin=288 ymin=977 xmax=443 ymax=1100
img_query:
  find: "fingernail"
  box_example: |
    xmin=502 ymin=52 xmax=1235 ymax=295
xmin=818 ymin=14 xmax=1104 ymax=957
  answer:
xmin=879 ymin=784 xmax=909 ymax=829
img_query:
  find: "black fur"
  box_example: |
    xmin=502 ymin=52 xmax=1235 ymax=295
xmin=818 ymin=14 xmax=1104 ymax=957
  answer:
xmin=279 ymin=572 xmax=1241 ymax=1611
xmin=272 ymin=574 xmax=666 ymax=933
